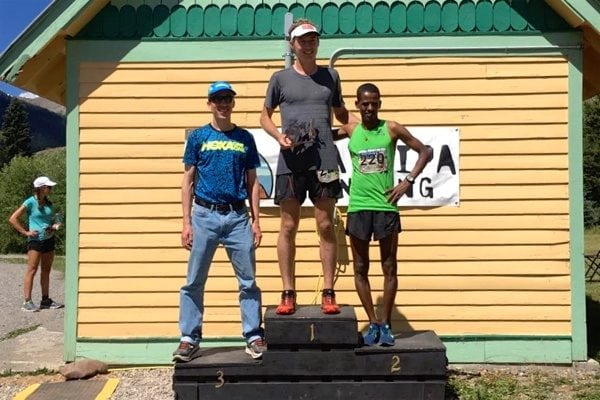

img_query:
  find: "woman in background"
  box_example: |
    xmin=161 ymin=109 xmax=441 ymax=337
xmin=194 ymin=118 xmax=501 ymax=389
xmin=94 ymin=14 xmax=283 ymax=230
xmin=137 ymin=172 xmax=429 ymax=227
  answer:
xmin=8 ymin=176 xmax=64 ymax=312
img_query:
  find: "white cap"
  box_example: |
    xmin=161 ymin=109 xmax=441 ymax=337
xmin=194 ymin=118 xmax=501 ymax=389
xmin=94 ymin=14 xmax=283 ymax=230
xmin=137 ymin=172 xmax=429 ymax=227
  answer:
xmin=33 ymin=176 xmax=57 ymax=188
xmin=290 ymin=23 xmax=320 ymax=40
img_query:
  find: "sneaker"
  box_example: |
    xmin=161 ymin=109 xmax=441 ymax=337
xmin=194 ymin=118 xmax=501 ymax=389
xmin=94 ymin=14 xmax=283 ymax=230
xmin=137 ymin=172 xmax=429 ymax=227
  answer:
xmin=40 ymin=298 xmax=64 ymax=309
xmin=276 ymin=290 xmax=296 ymax=315
xmin=321 ymin=288 xmax=340 ymax=314
xmin=363 ymin=322 xmax=380 ymax=346
xmin=245 ymin=338 xmax=266 ymax=359
xmin=21 ymin=300 xmax=39 ymax=312
xmin=172 ymin=341 xmax=200 ymax=362
xmin=379 ymin=323 xmax=395 ymax=346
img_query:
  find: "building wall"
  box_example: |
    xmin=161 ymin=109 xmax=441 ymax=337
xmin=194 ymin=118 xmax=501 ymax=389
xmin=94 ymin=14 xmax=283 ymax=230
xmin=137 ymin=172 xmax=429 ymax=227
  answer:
xmin=76 ymin=56 xmax=570 ymax=339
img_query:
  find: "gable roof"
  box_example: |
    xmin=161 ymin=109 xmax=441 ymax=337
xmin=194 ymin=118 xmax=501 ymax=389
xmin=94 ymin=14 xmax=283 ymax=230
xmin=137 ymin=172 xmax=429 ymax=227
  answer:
xmin=1 ymin=0 xmax=599 ymax=104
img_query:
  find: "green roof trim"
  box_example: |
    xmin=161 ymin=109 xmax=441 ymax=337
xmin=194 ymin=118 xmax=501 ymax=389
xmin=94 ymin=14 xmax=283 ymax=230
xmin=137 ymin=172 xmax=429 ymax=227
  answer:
xmin=562 ymin=0 xmax=600 ymax=32
xmin=76 ymin=0 xmax=573 ymax=40
xmin=0 ymin=0 xmax=101 ymax=81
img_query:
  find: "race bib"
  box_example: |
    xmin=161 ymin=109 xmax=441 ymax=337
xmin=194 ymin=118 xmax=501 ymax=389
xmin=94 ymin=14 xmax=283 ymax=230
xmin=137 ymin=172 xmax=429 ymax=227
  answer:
xmin=317 ymin=169 xmax=340 ymax=183
xmin=358 ymin=148 xmax=387 ymax=174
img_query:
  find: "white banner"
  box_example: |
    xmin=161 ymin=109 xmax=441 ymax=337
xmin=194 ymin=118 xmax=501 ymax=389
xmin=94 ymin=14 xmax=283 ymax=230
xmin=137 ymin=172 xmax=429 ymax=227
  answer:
xmin=251 ymin=127 xmax=459 ymax=207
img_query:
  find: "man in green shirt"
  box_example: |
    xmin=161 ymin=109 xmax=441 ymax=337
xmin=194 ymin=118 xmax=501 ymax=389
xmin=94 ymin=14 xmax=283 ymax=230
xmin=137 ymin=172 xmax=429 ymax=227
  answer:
xmin=336 ymin=83 xmax=432 ymax=346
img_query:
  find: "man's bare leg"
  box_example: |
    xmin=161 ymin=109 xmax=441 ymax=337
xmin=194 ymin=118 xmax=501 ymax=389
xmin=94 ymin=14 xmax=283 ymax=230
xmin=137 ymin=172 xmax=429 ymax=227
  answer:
xmin=314 ymin=198 xmax=337 ymax=289
xmin=276 ymin=199 xmax=301 ymax=314
xmin=278 ymin=199 xmax=300 ymax=289
xmin=314 ymin=198 xmax=340 ymax=314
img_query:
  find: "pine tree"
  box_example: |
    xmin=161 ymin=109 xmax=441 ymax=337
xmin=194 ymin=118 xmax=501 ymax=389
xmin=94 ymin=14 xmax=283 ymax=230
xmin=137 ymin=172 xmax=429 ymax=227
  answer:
xmin=0 ymin=98 xmax=32 ymax=168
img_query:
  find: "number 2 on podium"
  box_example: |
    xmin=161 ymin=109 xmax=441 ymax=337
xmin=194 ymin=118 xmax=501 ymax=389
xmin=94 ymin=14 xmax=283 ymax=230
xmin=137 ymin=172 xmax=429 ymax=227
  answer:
xmin=390 ymin=355 xmax=401 ymax=373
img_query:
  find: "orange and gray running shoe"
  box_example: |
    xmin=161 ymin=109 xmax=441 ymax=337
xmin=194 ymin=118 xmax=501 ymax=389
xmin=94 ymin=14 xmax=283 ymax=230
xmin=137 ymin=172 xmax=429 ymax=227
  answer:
xmin=321 ymin=288 xmax=340 ymax=314
xmin=276 ymin=289 xmax=296 ymax=315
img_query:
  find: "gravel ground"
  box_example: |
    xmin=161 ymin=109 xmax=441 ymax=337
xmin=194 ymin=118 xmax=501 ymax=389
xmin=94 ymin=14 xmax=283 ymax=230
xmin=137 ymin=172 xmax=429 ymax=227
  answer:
xmin=0 ymin=259 xmax=175 ymax=399
xmin=0 ymin=368 xmax=175 ymax=399
xmin=0 ymin=260 xmax=64 ymax=337
xmin=109 ymin=368 xmax=174 ymax=399
xmin=2 ymin=363 xmax=600 ymax=400
xmin=1 ymin=258 xmax=599 ymax=399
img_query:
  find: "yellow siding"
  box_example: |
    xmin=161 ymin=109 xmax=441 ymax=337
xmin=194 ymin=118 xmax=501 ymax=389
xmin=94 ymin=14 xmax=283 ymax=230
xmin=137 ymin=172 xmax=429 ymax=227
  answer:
xmin=77 ymin=57 xmax=570 ymax=339
xmin=79 ymin=290 xmax=571 ymax=307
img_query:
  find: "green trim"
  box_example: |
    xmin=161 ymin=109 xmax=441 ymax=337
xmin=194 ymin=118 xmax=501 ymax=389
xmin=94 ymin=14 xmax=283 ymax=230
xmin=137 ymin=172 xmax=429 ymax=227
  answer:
xmin=77 ymin=338 xmax=244 ymax=365
xmin=76 ymin=0 xmax=573 ymax=41
xmin=63 ymin=43 xmax=81 ymax=363
xmin=563 ymin=0 xmax=600 ymax=32
xmin=75 ymin=336 xmax=573 ymax=365
xmin=441 ymin=334 xmax=571 ymax=340
xmin=0 ymin=0 xmax=101 ymax=81
xmin=568 ymin=51 xmax=587 ymax=361
xmin=443 ymin=336 xmax=574 ymax=363
xmin=67 ymin=32 xmax=582 ymax=63
xmin=2 ymin=0 xmax=598 ymax=85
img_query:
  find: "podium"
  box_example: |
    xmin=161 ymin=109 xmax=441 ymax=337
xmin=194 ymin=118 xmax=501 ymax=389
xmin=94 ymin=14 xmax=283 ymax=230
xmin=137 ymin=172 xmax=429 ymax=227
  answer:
xmin=173 ymin=306 xmax=447 ymax=400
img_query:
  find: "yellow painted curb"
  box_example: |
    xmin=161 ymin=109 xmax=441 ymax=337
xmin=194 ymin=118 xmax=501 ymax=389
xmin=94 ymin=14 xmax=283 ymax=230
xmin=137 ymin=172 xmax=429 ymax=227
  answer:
xmin=95 ymin=378 xmax=119 ymax=400
xmin=108 ymin=366 xmax=170 ymax=371
xmin=13 ymin=383 xmax=40 ymax=400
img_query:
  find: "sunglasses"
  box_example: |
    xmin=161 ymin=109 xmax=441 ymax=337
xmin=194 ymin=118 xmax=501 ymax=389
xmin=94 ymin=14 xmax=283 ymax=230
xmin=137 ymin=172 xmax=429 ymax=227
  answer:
xmin=210 ymin=95 xmax=234 ymax=104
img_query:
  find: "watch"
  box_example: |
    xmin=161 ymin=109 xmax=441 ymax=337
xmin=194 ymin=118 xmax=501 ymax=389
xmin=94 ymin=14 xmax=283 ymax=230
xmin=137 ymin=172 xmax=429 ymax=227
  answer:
xmin=405 ymin=174 xmax=416 ymax=184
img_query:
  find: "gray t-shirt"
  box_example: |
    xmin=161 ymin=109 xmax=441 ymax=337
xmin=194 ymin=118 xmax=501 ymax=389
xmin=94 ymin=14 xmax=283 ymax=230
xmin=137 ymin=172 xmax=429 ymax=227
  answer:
xmin=264 ymin=66 xmax=344 ymax=174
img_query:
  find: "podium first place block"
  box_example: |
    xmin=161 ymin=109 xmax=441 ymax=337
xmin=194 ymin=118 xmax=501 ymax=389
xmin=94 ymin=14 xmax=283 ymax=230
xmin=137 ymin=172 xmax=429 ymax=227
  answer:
xmin=264 ymin=305 xmax=359 ymax=349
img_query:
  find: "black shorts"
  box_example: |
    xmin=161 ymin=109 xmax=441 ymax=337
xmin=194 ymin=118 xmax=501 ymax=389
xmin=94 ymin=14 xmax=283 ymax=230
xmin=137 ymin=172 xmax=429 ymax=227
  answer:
xmin=27 ymin=236 xmax=56 ymax=253
xmin=274 ymin=172 xmax=343 ymax=205
xmin=346 ymin=211 xmax=401 ymax=241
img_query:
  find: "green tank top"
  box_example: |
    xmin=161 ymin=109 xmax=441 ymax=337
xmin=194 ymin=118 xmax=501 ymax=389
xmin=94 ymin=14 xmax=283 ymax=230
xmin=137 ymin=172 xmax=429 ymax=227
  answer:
xmin=348 ymin=120 xmax=397 ymax=213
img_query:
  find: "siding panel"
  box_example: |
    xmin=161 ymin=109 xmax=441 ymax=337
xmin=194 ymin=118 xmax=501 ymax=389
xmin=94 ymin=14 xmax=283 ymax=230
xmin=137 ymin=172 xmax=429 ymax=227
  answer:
xmin=77 ymin=260 xmax=569 ymax=278
xmin=78 ymin=290 xmax=571 ymax=307
xmin=77 ymin=56 xmax=570 ymax=338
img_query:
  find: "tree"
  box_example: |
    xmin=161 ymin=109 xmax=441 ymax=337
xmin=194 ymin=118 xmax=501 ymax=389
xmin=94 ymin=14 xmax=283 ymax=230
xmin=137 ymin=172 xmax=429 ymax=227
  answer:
xmin=0 ymin=98 xmax=32 ymax=168
xmin=583 ymin=96 xmax=600 ymax=227
xmin=0 ymin=148 xmax=66 ymax=254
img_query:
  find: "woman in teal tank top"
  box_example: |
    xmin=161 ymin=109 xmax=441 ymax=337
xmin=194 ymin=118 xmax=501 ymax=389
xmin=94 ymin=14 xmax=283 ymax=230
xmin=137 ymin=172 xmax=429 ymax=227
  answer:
xmin=335 ymin=83 xmax=432 ymax=346
xmin=8 ymin=176 xmax=64 ymax=312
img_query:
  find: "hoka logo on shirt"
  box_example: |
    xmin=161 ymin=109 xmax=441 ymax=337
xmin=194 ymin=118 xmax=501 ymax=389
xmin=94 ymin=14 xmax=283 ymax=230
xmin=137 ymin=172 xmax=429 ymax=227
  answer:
xmin=201 ymin=140 xmax=245 ymax=152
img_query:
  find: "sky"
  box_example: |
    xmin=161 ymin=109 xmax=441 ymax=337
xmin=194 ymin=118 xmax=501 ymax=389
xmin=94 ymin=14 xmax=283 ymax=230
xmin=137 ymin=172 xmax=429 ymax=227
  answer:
xmin=0 ymin=0 xmax=54 ymax=97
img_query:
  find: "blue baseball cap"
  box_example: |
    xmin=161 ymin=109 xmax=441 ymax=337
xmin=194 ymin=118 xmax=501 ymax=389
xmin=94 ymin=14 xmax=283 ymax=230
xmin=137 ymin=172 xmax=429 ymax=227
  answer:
xmin=208 ymin=81 xmax=236 ymax=97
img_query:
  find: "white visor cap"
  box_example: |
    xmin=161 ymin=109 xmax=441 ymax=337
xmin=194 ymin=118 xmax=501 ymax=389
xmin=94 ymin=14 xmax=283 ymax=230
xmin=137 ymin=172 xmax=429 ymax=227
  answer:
xmin=290 ymin=23 xmax=320 ymax=40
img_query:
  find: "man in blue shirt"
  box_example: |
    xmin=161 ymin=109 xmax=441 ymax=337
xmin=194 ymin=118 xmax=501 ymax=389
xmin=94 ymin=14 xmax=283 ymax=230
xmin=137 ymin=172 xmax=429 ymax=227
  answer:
xmin=173 ymin=81 xmax=265 ymax=362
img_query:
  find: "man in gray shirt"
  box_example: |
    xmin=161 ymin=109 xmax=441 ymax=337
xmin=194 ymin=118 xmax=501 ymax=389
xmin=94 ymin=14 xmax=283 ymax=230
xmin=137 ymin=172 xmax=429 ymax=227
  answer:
xmin=260 ymin=19 xmax=358 ymax=315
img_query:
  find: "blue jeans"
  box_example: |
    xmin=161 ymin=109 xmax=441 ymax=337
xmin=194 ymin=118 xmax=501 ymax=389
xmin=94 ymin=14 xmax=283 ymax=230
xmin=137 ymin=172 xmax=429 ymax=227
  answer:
xmin=179 ymin=205 xmax=263 ymax=345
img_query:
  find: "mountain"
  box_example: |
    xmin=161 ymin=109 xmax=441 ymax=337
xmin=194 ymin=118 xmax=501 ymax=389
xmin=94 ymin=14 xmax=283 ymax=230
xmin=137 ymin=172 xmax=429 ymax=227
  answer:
xmin=0 ymin=90 xmax=66 ymax=152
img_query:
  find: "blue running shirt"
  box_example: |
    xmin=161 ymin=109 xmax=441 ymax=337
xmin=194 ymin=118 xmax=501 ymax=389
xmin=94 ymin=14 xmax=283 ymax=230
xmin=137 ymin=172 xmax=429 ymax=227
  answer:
xmin=183 ymin=124 xmax=260 ymax=203
xmin=23 ymin=196 xmax=54 ymax=241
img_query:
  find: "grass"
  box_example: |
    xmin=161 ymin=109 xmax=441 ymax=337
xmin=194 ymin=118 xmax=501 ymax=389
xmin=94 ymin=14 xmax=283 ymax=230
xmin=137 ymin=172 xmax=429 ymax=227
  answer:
xmin=585 ymin=227 xmax=600 ymax=255
xmin=449 ymin=374 xmax=520 ymax=399
xmin=0 ymin=325 xmax=40 ymax=342
xmin=445 ymin=228 xmax=600 ymax=399
xmin=0 ymin=367 xmax=56 ymax=378
xmin=448 ymin=371 xmax=600 ymax=399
